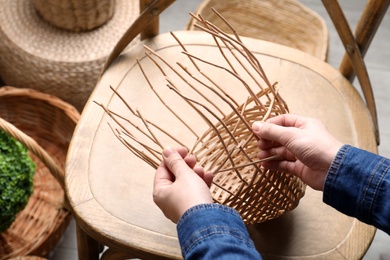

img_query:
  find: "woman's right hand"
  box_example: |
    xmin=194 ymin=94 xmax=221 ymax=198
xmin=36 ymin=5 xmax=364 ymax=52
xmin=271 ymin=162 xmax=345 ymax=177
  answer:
xmin=252 ymin=114 xmax=343 ymax=190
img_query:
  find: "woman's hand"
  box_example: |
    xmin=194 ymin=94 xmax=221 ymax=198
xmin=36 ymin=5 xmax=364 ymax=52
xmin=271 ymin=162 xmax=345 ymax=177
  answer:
xmin=153 ymin=146 xmax=213 ymax=223
xmin=252 ymin=114 xmax=343 ymax=190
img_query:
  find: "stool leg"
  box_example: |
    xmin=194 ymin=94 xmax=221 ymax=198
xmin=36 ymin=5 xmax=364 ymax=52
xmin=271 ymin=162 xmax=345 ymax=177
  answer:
xmin=76 ymin=224 xmax=101 ymax=259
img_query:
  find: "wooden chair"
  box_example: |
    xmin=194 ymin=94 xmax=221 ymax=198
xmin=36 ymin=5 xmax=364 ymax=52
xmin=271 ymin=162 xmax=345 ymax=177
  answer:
xmin=66 ymin=0 xmax=389 ymax=259
xmin=185 ymin=0 xmax=329 ymax=61
xmin=324 ymin=0 xmax=389 ymax=145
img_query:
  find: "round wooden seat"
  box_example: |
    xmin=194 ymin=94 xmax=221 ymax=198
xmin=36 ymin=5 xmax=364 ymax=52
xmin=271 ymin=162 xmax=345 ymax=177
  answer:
xmin=65 ymin=31 xmax=376 ymax=259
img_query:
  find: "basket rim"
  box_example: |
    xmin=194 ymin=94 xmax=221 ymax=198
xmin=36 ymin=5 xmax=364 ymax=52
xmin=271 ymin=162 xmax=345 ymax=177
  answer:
xmin=0 ymin=86 xmax=79 ymax=258
xmin=0 ymin=86 xmax=80 ymax=123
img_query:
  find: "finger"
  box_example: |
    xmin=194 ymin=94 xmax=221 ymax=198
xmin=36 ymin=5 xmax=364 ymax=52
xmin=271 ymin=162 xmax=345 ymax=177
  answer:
xmin=257 ymin=146 xmax=296 ymax=161
xmin=203 ymin=170 xmax=213 ymax=188
xmin=264 ymin=114 xmax=302 ymax=127
xmin=176 ymin=146 xmax=188 ymax=159
xmin=162 ymin=146 xmax=192 ymax=178
xmin=154 ymin=161 xmax=174 ymax=187
xmin=193 ymin=166 xmax=213 ymax=188
xmin=252 ymin=121 xmax=297 ymax=146
xmin=193 ymin=165 xmax=204 ymax=176
xmin=261 ymin=160 xmax=298 ymax=175
xmin=257 ymin=138 xmax=278 ymax=150
xmin=184 ymin=154 xmax=197 ymax=169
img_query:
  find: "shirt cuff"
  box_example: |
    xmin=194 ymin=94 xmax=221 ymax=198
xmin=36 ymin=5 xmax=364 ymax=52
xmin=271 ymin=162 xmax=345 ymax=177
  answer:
xmin=323 ymin=144 xmax=390 ymax=226
xmin=176 ymin=204 xmax=255 ymax=257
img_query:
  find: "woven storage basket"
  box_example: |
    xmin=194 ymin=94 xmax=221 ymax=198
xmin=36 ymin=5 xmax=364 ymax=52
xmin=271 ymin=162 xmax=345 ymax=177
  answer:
xmin=0 ymin=0 xmax=139 ymax=111
xmin=186 ymin=0 xmax=329 ymax=61
xmin=33 ymin=0 xmax=115 ymax=32
xmin=99 ymin=11 xmax=306 ymax=224
xmin=0 ymin=86 xmax=80 ymax=258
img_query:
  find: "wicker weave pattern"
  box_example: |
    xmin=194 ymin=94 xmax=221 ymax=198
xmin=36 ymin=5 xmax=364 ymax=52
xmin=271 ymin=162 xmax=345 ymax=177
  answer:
xmin=186 ymin=0 xmax=329 ymax=61
xmin=99 ymin=12 xmax=306 ymax=224
xmin=33 ymin=0 xmax=115 ymax=32
xmin=194 ymin=96 xmax=305 ymax=223
xmin=0 ymin=87 xmax=79 ymax=258
xmin=0 ymin=0 xmax=139 ymax=111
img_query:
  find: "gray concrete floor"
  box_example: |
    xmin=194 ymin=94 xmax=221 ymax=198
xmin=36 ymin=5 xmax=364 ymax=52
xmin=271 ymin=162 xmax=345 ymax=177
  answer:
xmin=49 ymin=0 xmax=390 ymax=259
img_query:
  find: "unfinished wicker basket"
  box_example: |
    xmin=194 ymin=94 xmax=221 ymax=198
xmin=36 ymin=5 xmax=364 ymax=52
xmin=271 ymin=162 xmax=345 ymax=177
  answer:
xmin=33 ymin=0 xmax=115 ymax=32
xmin=186 ymin=0 xmax=329 ymax=61
xmin=98 ymin=11 xmax=306 ymax=224
xmin=0 ymin=87 xmax=80 ymax=258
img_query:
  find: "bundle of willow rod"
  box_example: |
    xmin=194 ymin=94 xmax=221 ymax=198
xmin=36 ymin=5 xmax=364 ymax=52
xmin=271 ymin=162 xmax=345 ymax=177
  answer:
xmin=98 ymin=9 xmax=306 ymax=224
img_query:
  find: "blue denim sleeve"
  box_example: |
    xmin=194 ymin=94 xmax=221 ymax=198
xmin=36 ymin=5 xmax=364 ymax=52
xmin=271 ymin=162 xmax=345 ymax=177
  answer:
xmin=176 ymin=204 xmax=262 ymax=260
xmin=324 ymin=144 xmax=390 ymax=235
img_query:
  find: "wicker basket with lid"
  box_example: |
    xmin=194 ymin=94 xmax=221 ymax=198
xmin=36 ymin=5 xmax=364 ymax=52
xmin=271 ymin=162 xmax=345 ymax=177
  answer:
xmin=0 ymin=0 xmax=140 ymax=111
xmin=33 ymin=0 xmax=115 ymax=32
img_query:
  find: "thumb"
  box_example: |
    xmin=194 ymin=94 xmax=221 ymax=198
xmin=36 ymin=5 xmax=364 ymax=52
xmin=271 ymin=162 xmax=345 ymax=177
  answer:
xmin=163 ymin=147 xmax=190 ymax=178
xmin=252 ymin=121 xmax=289 ymax=144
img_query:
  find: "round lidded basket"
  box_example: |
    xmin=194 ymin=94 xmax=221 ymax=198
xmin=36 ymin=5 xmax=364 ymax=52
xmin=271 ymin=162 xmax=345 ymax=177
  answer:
xmin=186 ymin=0 xmax=329 ymax=61
xmin=0 ymin=86 xmax=80 ymax=258
xmin=99 ymin=10 xmax=306 ymax=224
xmin=33 ymin=0 xmax=115 ymax=32
xmin=0 ymin=0 xmax=139 ymax=111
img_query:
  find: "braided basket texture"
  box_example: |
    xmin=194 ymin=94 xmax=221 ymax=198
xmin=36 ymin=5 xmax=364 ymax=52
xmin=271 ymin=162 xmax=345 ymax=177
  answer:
xmin=192 ymin=95 xmax=304 ymax=223
xmin=0 ymin=0 xmax=139 ymax=111
xmin=186 ymin=0 xmax=329 ymax=61
xmin=33 ymin=0 xmax=115 ymax=32
xmin=0 ymin=87 xmax=79 ymax=258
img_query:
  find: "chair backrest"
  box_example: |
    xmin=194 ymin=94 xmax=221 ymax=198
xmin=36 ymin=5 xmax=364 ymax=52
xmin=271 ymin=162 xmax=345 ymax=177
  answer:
xmin=102 ymin=0 xmax=176 ymax=72
xmin=185 ymin=0 xmax=329 ymax=61
xmin=322 ymin=0 xmax=389 ymax=144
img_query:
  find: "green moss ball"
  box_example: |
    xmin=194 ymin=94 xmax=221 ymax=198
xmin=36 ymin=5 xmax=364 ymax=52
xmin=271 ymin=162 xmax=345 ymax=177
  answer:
xmin=0 ymin=129 xmax=36 ymax=232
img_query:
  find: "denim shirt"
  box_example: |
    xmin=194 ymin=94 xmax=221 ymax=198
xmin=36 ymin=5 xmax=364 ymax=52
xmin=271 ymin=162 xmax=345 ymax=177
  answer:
xmin=176 ymin=145 xmax=390 ymax=259
xmin=177 ymin=204 xmax=262 ymax=259
xmin=323 ymin=144 xmax=390 ymax=235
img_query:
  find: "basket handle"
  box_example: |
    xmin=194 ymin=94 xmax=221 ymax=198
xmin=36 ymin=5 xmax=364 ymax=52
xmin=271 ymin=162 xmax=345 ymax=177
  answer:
xmin=102 ymin=0 xmax=176 ymax=72
xmin=0 ymin=117 xmax=65 ymax=191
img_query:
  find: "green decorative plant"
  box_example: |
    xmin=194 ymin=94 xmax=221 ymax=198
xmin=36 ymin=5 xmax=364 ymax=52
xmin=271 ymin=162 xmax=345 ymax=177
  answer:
xmin=0 ymin=129 xmax=36 ymax=232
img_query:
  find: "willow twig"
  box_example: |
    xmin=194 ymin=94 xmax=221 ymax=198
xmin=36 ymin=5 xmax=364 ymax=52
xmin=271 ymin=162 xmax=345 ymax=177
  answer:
xmin=96 ymin=10 xmax=305 ymax=225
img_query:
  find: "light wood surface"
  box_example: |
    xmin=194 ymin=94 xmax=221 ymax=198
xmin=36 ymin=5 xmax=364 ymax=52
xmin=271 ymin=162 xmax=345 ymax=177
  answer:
xmin=66 ymin=31 xmax=377 ymax=259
